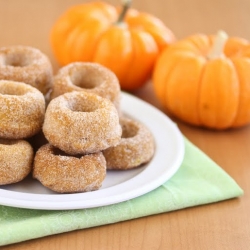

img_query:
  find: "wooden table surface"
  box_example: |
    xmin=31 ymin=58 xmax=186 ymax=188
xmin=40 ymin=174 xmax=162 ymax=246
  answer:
xmin=1 ymin=0 xmax=250 ymax=249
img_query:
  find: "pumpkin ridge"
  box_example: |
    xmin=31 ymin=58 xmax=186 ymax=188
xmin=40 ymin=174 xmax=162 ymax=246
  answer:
xmin=231 ymin=58 xmax=250 ymax=127
xmin=123 ymin=30 xmax=158 ymax=89
xmin=73 ymin=20 xmax=111 ymax=62
xmin=170 ymin=55 xmax=205 ymax=125
xmin=50 ymin=17 xmax=77 ymax=65
xmin=120 ymin=29 xmax=136 ymax=87
xmin=153 ymin=50 xmax=198 ymax=109
xmin=93 ymin=2 xmax=117 ymax=20
xmin=126 ymin=12 xmax=175 ymax=52
xmin=93 ymin=26 xmax=134 ymax=84
xmin=197 ymin=60 xmax=206 ymax=127
xmin=199 ymin=58 xmax=239 ymax=129
xmin=161 ymin=53 xmax=187 ymax=110
xmin=63 ymin=25 xmax=83 ymax=64
xmin=222 ymin=60 xmax=240 ymax=129
xmin=162 ymin=54 xmax=183 ymax=110
xmin=187 ymin=34 xmax=211 ymax=57
xmin=160 ymin=54 xmax=189 ymax=120
xmin=225 ymin=37 xmax=249 ymax=58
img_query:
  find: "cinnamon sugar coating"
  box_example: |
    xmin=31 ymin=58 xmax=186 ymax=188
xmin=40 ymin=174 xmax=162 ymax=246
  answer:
xmin=0 ymin=139 xmax=34 ymax=185
xmin=33 ymin=143 xmax=106 ymax=193
xmin=0 ymin=45 xmax=53 ymax=95
xmin=0 ymin=80 xmax=45 ymax=139
xmin=43 ymin=91 xmax=122 ymax=155
xmin=103 ymin=116 xmax=155 ymax=169
xmin=50 ymin=62 xmax=121 ymax=111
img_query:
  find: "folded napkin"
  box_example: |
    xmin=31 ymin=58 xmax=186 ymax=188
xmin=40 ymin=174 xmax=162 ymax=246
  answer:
xmin=0 ymin=138 xmax=243 ymax=246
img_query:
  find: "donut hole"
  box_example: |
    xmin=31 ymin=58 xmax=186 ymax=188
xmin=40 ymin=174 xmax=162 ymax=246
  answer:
xmin=67 ymin=96 xmax=100 ymax=113
xmin=121 ymin=122 xmax=139 ymax=139
xmin=52 ymin=147 xmax=68 ymax=156
xmin=70 ymin=70 xmax=104 ymax=89
xmin=52 ymin=146 xmax=82 ymax=159
xmin=3 ymin=53 xmax=31 ymax=67
xmin=0 ymin=139 xmax=16 ymax=146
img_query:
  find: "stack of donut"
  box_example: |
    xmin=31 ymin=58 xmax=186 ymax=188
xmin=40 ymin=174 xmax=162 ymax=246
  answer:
xmin=0 ymin=45 xmax=155 ymax=194
xmin=0 ymin=45 xmax=49 ymax=185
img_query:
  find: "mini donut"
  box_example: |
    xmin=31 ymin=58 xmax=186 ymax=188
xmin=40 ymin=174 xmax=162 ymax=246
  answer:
xmin=103 ymin=116 xmax=155 ymax=170
xmin=50 ymin=62 xmax=121 ymax=111
xmin=33 ymin=143 xmax=106 ymax=193
xmin=43 ymin=91 xmax=122 ymax=155
xmin=0 ymin=80 xmax=45 ymax=139
xmin=0 ymin=45 xmax=53 ymax=95
xmin=0 ymin=139 xmax=34 ymax=185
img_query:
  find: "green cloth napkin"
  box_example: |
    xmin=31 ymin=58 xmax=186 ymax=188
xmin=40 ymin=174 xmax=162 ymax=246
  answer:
xmin=0 ymin=138 xmax=243 ymax=246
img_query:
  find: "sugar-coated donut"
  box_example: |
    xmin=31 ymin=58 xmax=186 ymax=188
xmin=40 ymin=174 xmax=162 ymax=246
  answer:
xmin=50 ymin=62 xmax=121 ymax=111
xmin=0 ymin=139 xmax=34 ymax=185
xmin=43 ymin=91 xmax=122 ymax=155
xmin=0 ymin=80 xmax=45 ymax=139
xmin=33 ymin=143 xmax=106 ymax=193
xmin=103 ymin=117 xmax=155 ymax=169
xmin=0 ymin=45 xmax=53 ymax=95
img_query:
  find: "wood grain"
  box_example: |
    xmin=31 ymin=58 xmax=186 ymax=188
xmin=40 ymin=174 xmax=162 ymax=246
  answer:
xmin=0 ymin=0 xmax=250 ymax=249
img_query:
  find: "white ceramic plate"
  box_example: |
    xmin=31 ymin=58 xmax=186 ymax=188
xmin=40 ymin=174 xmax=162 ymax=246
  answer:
xmin=0 ymin=92 xmax=185 ymax=210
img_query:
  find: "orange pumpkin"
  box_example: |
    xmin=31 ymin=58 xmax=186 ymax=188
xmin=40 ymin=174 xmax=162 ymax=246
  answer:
xmin=153 ymin=31 xmax=250 ymax=129
xmin=50 ymin=0 xmax=175 ymax=90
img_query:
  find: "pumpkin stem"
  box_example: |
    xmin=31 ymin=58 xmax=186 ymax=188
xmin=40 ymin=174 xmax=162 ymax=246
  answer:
xmin=117 ymin=0 xmax=132 ymax=23
xmin=207 ymin=30 xmax=228 ymax=60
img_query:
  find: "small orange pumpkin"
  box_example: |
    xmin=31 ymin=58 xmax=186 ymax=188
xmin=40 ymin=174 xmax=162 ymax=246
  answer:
xmin=153 ymin=31 xmax=250 ymax=129
xmin=50 ymin=0 xmax=175 ymax=90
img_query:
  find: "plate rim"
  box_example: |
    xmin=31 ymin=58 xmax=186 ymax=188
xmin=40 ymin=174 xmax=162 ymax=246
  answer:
xmin=0 ymin=92 xmax=185 ymax=210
